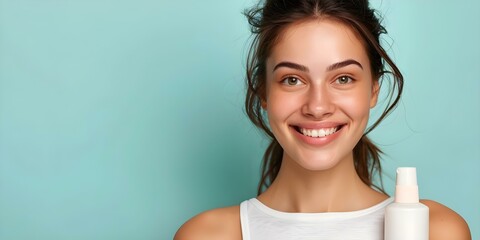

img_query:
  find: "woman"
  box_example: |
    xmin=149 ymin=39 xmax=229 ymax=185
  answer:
xmin=175 ymin=0 xmax=471 ymax=239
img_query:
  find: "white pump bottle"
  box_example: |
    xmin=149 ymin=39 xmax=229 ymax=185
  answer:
xmin=384 ymin=167 xmax=429 ymax=240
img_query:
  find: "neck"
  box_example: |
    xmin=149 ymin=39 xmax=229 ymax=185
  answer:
xmin=257 ymin=152 xmax=387 ymax=213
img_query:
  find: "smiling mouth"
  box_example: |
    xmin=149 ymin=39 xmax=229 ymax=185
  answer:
xmin=294 ymin=125 xmax=344 ymax=138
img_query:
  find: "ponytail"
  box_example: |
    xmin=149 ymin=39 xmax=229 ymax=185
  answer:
xmin=257 ymin=140 xmax=283 ymax=195
xmin=353 ymin=135 xmax=385 ymax=193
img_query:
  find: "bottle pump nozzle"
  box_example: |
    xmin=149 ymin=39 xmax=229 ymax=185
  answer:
xmin=395 ymin=167 xmax=419 ymax=203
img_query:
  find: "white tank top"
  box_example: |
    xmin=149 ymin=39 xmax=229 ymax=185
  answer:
xmin=240 ymin=197 xmax=393 ymax=240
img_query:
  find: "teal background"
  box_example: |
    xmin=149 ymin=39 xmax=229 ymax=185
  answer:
xmin=0 ymin=0 xmax=478 ymax=239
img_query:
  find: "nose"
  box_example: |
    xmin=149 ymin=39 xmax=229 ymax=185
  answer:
xmin=301 ymin=85 xmax=335 ymax=119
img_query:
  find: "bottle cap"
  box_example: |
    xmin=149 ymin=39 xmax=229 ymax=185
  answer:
xmin=395 ymin=167 xmax=419 ymax=203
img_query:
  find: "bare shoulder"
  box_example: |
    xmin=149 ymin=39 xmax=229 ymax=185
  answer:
xmin=420 ymin=199 xmax=471 ymax=240
xmin=174 ymin=205 xmax=241 ymax=240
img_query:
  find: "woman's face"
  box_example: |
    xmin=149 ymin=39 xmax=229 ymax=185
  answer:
xmin=264 ymin=19 xmax=379 ymax=171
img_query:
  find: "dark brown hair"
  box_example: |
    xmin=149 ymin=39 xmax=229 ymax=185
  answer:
xmin=243 ymin=0 xmax=404 ymax=195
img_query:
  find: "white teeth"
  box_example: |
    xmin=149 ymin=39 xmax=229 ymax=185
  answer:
xmin=299 ymin=127 xmax=338 ymax=138
xmin=319 ymin=129 xmax=326 ymax=136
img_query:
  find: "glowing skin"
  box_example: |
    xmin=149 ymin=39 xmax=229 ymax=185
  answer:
xmin=265 ymin=19 xmax=379 ymax=171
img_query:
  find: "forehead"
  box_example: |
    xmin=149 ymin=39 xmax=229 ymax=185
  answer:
xmin=268 ymin=19 xmax=370 ymax=69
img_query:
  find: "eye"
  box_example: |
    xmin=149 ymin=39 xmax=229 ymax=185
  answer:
xmin=281 ymin=76 xmax=304 ymax=86
xmin=335 ymin=75 xmax=353 ymax=85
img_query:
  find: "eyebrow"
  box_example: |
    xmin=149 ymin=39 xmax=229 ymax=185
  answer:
xmin=273 ymin=61 xmax=309 ymax=72
xmin=326 ymin=59 xmax=363 ymax=71
xmin=273 ymin=59 xmax=363 ymax=72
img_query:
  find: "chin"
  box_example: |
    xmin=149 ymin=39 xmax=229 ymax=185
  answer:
xmin=289 ymin=152 xmax=349 ymax=172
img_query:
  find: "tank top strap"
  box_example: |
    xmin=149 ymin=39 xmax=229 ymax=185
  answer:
xmin=239 ymin=200 xmax=251 ymax=240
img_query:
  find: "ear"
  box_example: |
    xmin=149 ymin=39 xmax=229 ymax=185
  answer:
xmin=261 ymin=99 xmax=267 ymax=109
xmin=370 ymin=80 xmax=380 ymax=108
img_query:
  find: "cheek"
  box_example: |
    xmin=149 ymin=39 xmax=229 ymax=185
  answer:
xmin=266 ymin=91 xmax=290 ymax=121
xmin=333 ymin=88 xmax=372 ymax=119
xmin=265 ymin=88 xmax=302 ymax=128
